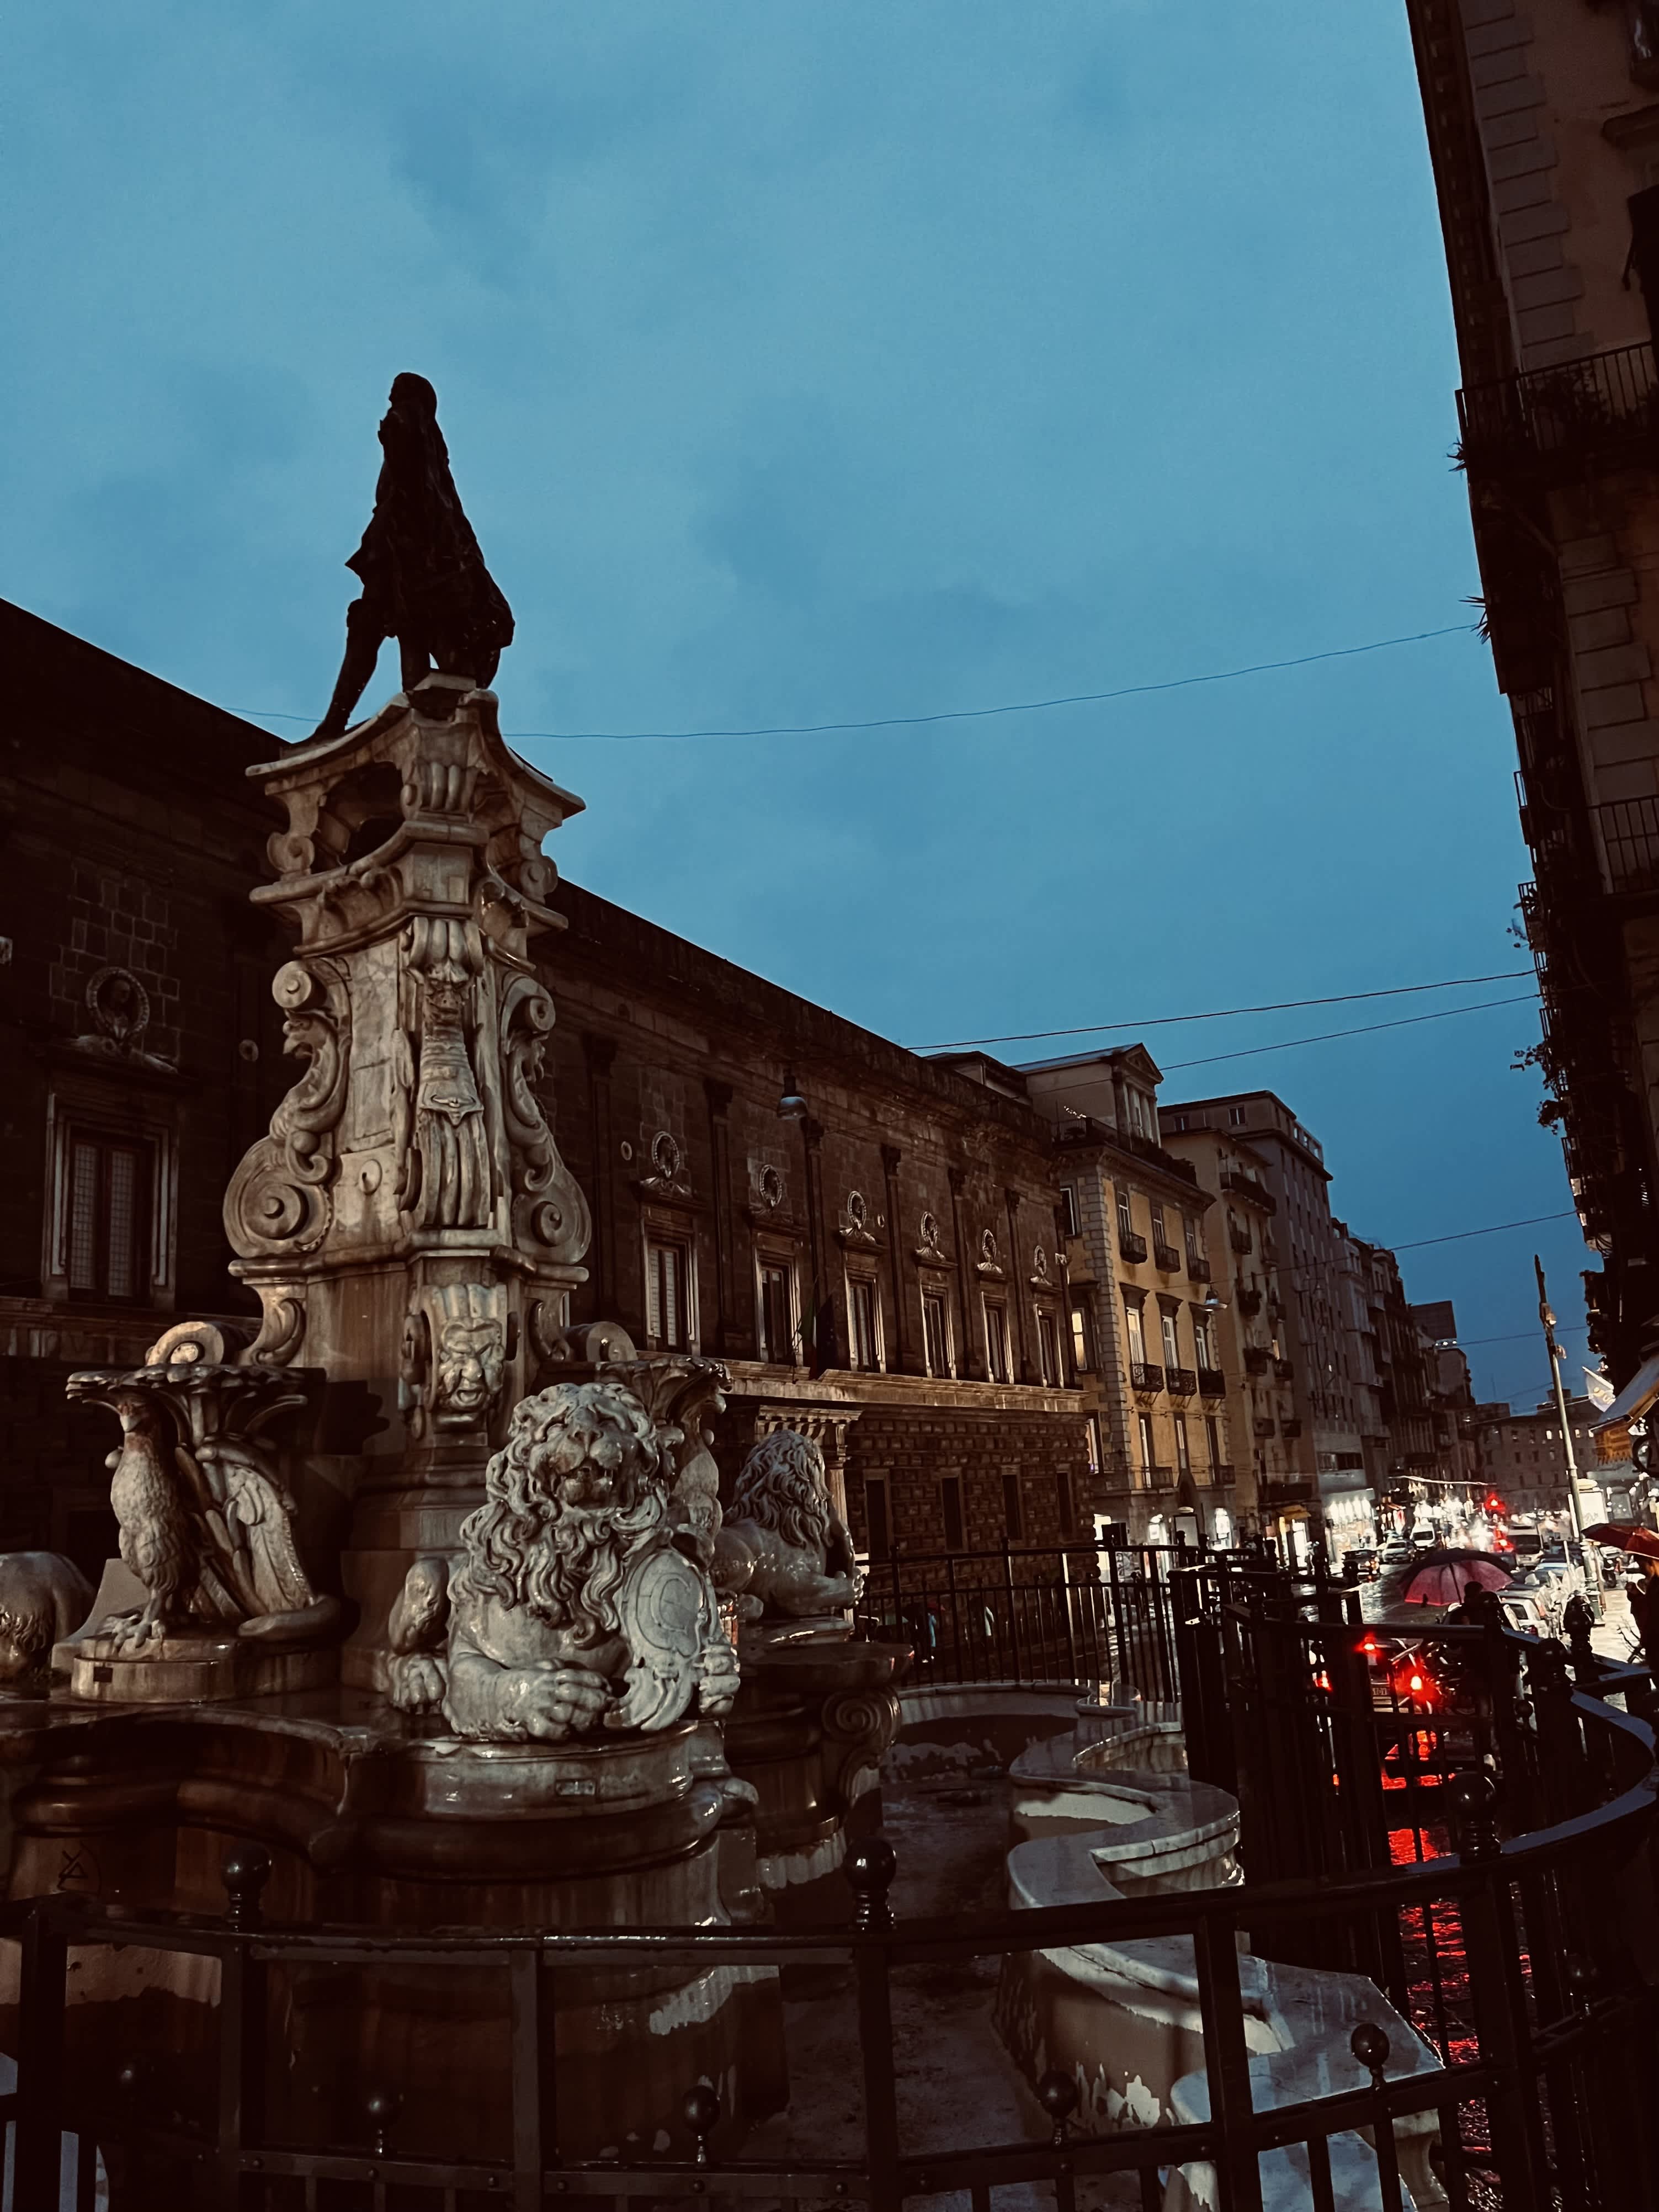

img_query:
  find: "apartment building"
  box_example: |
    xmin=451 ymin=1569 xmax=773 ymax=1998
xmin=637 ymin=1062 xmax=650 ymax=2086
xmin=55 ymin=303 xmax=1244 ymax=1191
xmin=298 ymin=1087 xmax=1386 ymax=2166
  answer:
xmin=1160 ymin=1092 xmax=1375 ymax=1558
xmin=1011 ymin=1048 xmax=1241 ymax=1545
xmin=1403 ymin=0 xmax=1659 ymax=1396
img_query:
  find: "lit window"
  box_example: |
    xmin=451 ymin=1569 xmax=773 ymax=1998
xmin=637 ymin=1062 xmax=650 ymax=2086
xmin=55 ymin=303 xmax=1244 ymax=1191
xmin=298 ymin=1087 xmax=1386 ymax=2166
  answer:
xmin=1036 ymin=1309 xmax=1061 ymax=1386
xmin=849 ymin=1277 xmax=881 ymax=1370
xmin=67 ymin=1133 xmax=150 ymax=1301
xmin=985 ymin=1301 xmax=1010 ymax=1383
xmin=758 ymin=1261 xmax=794 ymax=1363
xmin=645 ymin=1237 xmax=690 ymax=1348
xmin=1123 ymin=1298 xmax=1147 ymax=1366
xmin=1086 ymin=1413 xmax=1103 ymax=1472
xmin=922 ymin=1292 xmax=951 ymax=1377
xmin=1070 ymin=1304 xmax=1093 ymax=1371
xmin=1160 ymin=1307 xmax=1182 ymax=1369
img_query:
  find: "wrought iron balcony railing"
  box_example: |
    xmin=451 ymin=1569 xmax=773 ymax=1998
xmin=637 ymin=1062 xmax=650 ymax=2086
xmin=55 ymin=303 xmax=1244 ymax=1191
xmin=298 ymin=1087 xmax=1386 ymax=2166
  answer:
xmin=1165 ymin=1365 xmax=1197 ymax=1396
xmin=1219 ymin=1167 xmax=1275 ymax=1211
xmin=1229 ymin=1222 xmax=1253 ymax=1253
xmin=1596 ymin=795 xmax=1659 ymax=895
xmin=1197 ymin=1366 xmax=1227 ymax=1397
xmin=1245 ymin=1346 xmax=1270 ymax=1375
xmin=1236 ymin=1286 xmax=1262 ymax=1316
xmin=1153 ymin=1241 xmax=1182 ymax=1273
xmin=1458 ymin=339 xmax=1659 ymax=473
xmin=1118 ymin=1230 xmax=1148 ymax=1264
xmin=1187 ymin=1254 xmax=1212 ymax=1282
xmin=1129 ymin=1360 xmax=1163 ymax=1393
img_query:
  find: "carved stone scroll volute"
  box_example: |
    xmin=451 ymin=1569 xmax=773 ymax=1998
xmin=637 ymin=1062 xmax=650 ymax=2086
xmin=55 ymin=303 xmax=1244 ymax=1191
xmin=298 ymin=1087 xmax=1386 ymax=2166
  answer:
xmin=225 ymin=959 xmax=350 ymax=1260
xmin=499 ymin=972 xmax=592 ymax=1264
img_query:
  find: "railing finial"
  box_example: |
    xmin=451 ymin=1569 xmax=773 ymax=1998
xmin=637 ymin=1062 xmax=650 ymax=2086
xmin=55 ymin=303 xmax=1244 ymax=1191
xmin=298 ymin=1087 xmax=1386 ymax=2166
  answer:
xmin=682 ymin=2081 xmax=721 ymax=2166
xmin=1037 ymin=2066 xmax=1080 ymax=2147
xmin=1448 ymin=1770 xmax=1502 ymax=1863
xmin=220 ymin=1839 xmax=273 ymax=1928
xmin=846 ymin=1836 xmax=897 ymax=1931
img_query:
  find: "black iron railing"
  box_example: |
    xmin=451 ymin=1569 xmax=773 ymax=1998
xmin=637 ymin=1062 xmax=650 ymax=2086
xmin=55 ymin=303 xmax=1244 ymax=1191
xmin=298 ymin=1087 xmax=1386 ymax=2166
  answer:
xmin=857 ymin=1539 xmax=1185 ymax=1698
xmin=1166 ymin=1365 xmax=1197 ymax=1396
xmin=1458 ymin=339 xmax=1659 ymax=471
xmin=1129 ymin=1360 xmax=1163 ymax=1392
xmin=1118 ymin=1230 xmax=1148 ymax=1264
xmin=1198 ymin=1366 xmax=1226 ymax=1397
xmin=1153 ymin=1242 xmax=1182 ymax=1273
xmin=8 ymin=1643 xmax=1655 ymax=2211
xmin=1596 ymin=795 xmax=1659 ymax=894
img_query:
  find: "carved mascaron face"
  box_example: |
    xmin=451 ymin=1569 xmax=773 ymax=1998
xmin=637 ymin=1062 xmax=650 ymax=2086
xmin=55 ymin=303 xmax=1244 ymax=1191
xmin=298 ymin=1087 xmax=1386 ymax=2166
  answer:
xmin=435 ymin=1321 xmax=505 ymax=1419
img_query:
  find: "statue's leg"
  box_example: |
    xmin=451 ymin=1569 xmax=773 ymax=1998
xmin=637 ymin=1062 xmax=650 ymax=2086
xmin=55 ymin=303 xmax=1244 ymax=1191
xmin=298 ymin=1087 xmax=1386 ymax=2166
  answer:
xmin=311 ymin=599 xmax=387 ymax=740
xmin=398 ymin=632 xmax=433 ymax=693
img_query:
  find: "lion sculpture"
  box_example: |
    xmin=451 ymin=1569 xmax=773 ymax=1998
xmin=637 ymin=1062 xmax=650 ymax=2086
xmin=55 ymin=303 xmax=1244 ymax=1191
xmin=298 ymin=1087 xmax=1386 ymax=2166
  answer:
xmin=387 ymin=1377 xmax=738 ymax=1741
xmin=0 ymin=1552 xmax=94 ymax=1679
xmin=715 ymin=1429 xmax=863 ymax=1625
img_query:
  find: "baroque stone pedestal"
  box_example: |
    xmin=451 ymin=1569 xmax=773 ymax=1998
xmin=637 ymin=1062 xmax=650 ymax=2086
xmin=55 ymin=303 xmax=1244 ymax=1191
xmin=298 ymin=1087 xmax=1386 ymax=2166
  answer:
xmin=0 ymin=1695 xmax=783 ymax=2162
xmin=722 ymin=1629 xmax=910 ymax=1917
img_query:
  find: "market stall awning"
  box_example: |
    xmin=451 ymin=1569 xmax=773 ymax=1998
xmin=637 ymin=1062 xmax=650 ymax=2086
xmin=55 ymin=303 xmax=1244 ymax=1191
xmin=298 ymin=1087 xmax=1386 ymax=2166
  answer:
xmin=1591 ymin=1349 xmax=1659 ymax=1462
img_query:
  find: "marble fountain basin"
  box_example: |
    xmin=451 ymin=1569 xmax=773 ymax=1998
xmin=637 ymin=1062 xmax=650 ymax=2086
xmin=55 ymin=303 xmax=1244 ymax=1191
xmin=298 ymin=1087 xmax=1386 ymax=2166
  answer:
xmin=997 ymin=1830 xmax=1444 ymax=2209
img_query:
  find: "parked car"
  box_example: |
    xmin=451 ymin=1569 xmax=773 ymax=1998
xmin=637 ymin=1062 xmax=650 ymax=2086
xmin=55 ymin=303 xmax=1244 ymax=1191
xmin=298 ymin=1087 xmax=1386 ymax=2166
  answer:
xmin=1500 ymin=1591 xmax=1552 ymax=1639
xmin=1379 ymin=1539 xmax=1415 ymax=1570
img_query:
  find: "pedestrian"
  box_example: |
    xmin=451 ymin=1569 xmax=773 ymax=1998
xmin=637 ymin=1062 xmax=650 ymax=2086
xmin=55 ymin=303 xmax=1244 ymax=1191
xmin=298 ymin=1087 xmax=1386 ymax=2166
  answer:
xmin=1562 ymin=1588 xmax=1597 ymax=1677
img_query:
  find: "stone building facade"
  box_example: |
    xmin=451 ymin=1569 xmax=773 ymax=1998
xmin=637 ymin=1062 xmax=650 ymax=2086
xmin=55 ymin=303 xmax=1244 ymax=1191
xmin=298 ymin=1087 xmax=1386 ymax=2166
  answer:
xmin=0 ymin=601 xmax=290 ymax=1575
xmin=0 ymin=600 xmax=1088 ymax=1580
xmin=1000 ymin=1047 xmax=1243 ymax=1546
xmin=1159 ymin=1091 xmax=1377 ymax=1559
xmin=1403 ymin=0 xmax=1659 ymax=1392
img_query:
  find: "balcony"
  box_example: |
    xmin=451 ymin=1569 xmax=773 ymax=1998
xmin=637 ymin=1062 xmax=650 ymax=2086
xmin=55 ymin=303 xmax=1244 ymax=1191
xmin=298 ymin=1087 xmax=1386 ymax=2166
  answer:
xmin=1129 ymin=1361 xmax=1163 ymax=1394
xmin=1458 ymin=341 xmax=1659 ymax=476
xmin=1596 ymin=797 xmax=1659 ymax=896
xmin=1229 ymin=1224 xmax=1252 ymax=1254
xmin=1236 ymin=1286 xmax=1262 ymax=1316
xmin=1258 ymin=1474 xmax=1314 ymax=1506
xmin=1210 ymin=1462 xmax=1235 ymax=1483
xmin=1187 ymin=1255 xmax=1212 ymax=1283
xmin=1244 ymin=1346 xmax=1270 ymax=1376
xmin=1152 ymin=1241 xmax=1181 ymax=1273
xmin=1281 ymin=1418 xmax=1303 ymax=1440
xmin=1253 ymin=1416 xmax=1277 ymax=1439
xmin=1118 ymin=1230 xmax=1148 ymax=1264
xmin=1197 ymin=1366 xmax=1226 ymax=1397
xmin=1219 ymin=1167 xmax=1275 ymax=1212
xmin=1274 ymin=1357 xmax=1294 ymax=1384
xmin=1165 ymin=1366 xmax=1197 ymax=1396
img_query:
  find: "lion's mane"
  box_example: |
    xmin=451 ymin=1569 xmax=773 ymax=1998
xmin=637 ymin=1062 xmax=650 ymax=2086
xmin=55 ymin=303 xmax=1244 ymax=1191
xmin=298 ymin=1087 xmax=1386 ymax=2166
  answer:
xmin=455 ymin=1380 xmax=667 ymax=1634
xmin=729 ymin=1431 xmax=832 ymax=1555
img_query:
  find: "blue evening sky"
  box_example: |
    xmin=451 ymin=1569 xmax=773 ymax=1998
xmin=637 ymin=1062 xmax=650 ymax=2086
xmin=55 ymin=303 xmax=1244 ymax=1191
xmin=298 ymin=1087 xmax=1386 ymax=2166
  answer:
xmin=0 ymin=2 xmax=1592 ymax=1407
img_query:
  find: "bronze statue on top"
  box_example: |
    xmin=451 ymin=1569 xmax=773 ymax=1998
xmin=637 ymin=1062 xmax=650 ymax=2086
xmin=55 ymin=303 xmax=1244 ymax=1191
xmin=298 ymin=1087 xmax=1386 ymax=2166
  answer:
xmin=312 ymin=373 xmax=515 ymax=741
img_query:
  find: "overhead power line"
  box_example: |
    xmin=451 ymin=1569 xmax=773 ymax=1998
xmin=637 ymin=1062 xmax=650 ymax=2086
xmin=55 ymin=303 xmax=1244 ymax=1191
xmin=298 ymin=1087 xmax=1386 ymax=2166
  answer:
xmin=1025 ymin=993 xmax=1537 ymax=1104
xmin=1158 ymin=993 xmax=1536 ymax=1072
xmin=917 ymin=970 xmax=1534 ymax=1054
xmin=1391 ymin=1211 xmax=1577 ymax=1252
xmin=228 ymin=618 xmax=1475 ymax=745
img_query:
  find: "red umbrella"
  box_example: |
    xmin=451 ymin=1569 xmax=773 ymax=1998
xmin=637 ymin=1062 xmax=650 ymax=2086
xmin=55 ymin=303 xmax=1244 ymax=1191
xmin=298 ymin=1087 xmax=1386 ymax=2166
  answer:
xmin=1582 ymin=1522 xmax=1659 ymax=1560
xmin=1399 ymin=1550 xmax=1514 ymax=1608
